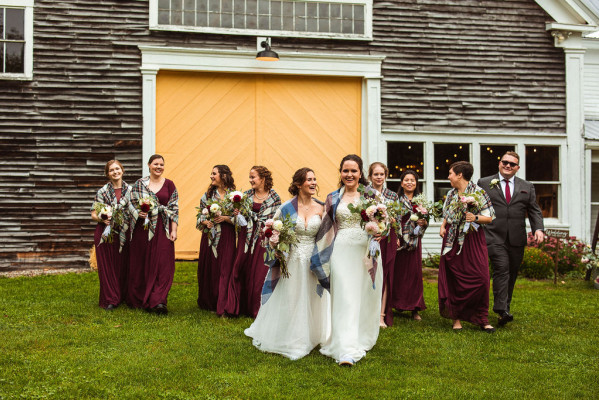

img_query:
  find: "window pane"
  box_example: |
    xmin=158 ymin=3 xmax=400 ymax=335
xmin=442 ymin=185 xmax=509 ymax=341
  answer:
xmin=6 ymin=8 xmax=24 ymax=40
xmin=5 ymin=42 xmax=23 ymax=73
xmin=387 ymin=142 xmax=424 ymax=180
xmin=0 ymin=43 xmax=4 ymax=73
xmin=480 ymin=145 xmax=515 ymax=177
xmin=434 ymin=183 xmax=453 ymax=203
xmin=592 ymin=163 xmax=599 ymax=202
xmin=434 ymin=143 xmax=470 ymax=180
xmin=535 ymin=183 xmax=558 ymax=218
xmin=0 ymin=9 xmax=4 ymax=40
xmin=526 ymin=146 xmax=559 ymax=181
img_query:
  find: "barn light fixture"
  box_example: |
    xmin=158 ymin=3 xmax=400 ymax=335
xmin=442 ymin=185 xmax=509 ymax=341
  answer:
xmin=256 ymin=40 xmax=279 ymax=61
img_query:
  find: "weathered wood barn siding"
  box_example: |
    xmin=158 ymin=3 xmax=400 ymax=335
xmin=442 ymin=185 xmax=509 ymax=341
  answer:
xmin=0 ymin=0 xmax=565 ymax=270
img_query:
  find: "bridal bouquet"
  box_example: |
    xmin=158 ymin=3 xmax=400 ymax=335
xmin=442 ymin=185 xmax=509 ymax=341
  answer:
xmin=93 ymin=202 xmax=125 ymax=243
xmin=348 ymin=187 xmax=390 ymax=261
xmin=138 ymin=195 xmax=156 ymax=230
xmin=386 ymin=200 xmax=410 ymax=232
xmin=224 ymin=190 xmax=252 ymax=231
xmin=262 ymin=215 xmax=298 ymax=278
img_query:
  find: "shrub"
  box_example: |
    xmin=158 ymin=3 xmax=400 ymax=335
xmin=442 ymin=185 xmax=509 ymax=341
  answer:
xmin=422 ymin=253 xmax=440 ymax=269
xmin=520 ymin=247 xmax=554 ymax=279
xmin=527 ymin=233 xmax=586 ymax=275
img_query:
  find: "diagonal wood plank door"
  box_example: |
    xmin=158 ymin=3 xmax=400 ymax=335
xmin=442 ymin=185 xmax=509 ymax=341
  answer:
xmin=156 ymin=71 xmax=361 ymax=259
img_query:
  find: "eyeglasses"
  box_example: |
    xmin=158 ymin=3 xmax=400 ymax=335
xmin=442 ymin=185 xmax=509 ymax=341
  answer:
xmin=500 ymin=160 xmax=519 ymax=168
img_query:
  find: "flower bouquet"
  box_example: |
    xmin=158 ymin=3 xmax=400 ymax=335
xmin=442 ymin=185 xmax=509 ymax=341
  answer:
xmin=196 ymin=199 xmax=226 ymax=245
xmin=409 ymin=193 xmax=443 ymax=235
xmin=225 ymin=190 xmax=252 ymax=231
xmin=261 ymin=215 xmax=298 ymax=278
xmin=93 ymin=202 xmax=125 ymax=243
xmin=445 ymin=191 xmax=486 ymax=234
xmin=138 ymin=195 xmax=156 ymax=230
xmin=386 ymin=200 xmax=410 ymax=234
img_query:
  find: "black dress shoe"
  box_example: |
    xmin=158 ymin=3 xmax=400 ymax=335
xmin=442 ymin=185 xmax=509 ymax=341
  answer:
xmin=497 ymin=312 xmax=513 ymax=327
xmin=154 ymin=304 xmax=168 ymax=315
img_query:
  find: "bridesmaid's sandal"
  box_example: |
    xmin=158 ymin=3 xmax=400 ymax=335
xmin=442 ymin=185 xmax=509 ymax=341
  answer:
xmin=481 ymin=325 xmax=496 ymax=333
xmin=380 ymin=314 xmax=387 ymax=329
xmin=412 ymin=311 xmax=422 ymax=321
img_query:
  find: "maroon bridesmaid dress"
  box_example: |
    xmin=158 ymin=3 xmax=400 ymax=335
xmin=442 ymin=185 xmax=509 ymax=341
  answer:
xmin=127 ymin=180 xmax=176 ymax=310
xmin=94 ymin=188 xmax=128 ymax=309
xmin=438 ymin=225 xmax=490 ymax=327
xmin=224 ymin=225 xmax=249 ymax=316
xmin=392 ymin=214 xmax=427 ymax=314
xmin=197 ymin=221 xmax=236 ymax=315
xmin=379 ymin=227 xmax=398 ymax=326
xmin=225 ymin=202 xmax=267 ymax=318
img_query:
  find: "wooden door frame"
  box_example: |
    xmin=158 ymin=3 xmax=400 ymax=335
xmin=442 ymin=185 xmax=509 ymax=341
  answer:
xmin=139 ymin=45 xmax=384 ymax=175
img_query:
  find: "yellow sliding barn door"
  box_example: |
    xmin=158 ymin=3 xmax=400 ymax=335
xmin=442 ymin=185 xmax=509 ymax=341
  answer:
xmin=156 ymin=71 xmax=361 ymax=259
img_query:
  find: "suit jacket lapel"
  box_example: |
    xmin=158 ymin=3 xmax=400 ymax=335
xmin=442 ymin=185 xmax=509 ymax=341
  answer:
xmin=493 ymin=173 xmax=507 ymax=205
xmin=511 ymin=176 xmax=523 ymax=203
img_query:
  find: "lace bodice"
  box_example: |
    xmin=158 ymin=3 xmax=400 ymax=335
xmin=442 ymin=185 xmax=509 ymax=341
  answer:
xmin=289 ymin=214 xmax=321 ymax=261
xmin=336 ymin=200 xmax=368 ymax=244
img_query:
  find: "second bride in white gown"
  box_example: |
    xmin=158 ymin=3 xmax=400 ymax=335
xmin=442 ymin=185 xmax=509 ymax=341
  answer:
xmin=244 ymin=168 xmax=330 ymax=360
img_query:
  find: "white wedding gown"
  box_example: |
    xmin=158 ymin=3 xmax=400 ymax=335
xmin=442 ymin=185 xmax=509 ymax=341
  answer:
xmin=244 ymin=214 xmax=331 ymax=360
xmin=319 ymin=199 xmax=383 ymax=363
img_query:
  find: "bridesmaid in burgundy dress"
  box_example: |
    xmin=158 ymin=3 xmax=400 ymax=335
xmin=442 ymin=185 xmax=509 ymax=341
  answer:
xmin=90 ymin=160 xmax=130 ymax=310
xmin=196 ymin=165 xmax=237 ymax=315
xmin=226 ymin=166 xmax=280 ymax=318
xmin=128 ymin=154 xmax=179 ymax=315
xmin=438 ymin=161 xmax=496 ymax=332
xmin=391 ymin=170 xmax=428 ymax=321
xmin=368 ymin=162 xmax=399 ymax=328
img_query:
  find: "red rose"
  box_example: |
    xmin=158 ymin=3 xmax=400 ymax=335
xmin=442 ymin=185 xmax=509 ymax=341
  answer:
xmin=233 ymin=194 xmax=242 ymax=202
xmin=360 ymin=209 xmax=369 ymax=222
xmin=411 ymin=204 xmax=418 ymax=212
xmin=140 ymin=203 xmax=150 ymax=213
xmin=264 ymin=228 xmax=273 ymax=238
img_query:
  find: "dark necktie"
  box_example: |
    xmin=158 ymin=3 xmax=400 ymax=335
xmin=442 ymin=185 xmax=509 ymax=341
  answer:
xmin=504 ymin=179 xmax=511 ymax=204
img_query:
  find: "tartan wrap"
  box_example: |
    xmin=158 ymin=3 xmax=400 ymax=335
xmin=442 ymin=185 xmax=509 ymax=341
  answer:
xmin=129 ymin=177 xmax=179 ymax=242
xmin=92 ymin=181 xmax=131 ymax=252
xmin=244 ymin=189 xmax=281 ymax=253
xmin=196 ymin=191 xmax=230 ymax=258
xmin=442 ymin=181 xmax=495 ymax=255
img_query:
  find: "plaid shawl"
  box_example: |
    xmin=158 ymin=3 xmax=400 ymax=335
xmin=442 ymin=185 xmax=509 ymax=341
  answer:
xmin=397 ymin=194 xmax=428 ymax=251
xmin=310 ymin=185 xmax=379 ymax=295
xmin=196 ymin=191 xmax=229 ymax=258
xmin=380 ymin=187 xmax=399 ymax=203
xmin=442 ymin=181 xmax=494 ymax=255
xmin=91 ymin=181 xmax=131 ymax=252
xmin=129 ymin=177 xmax=179 ymax=241
xmin=244 ymin=189 xmax=281 ymax=253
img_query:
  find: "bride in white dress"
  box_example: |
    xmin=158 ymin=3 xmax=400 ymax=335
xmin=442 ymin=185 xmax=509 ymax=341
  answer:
xmin=245 ymin=168 xmax=330 ymax=360
xmin=312 ymin=154 xmax=383 ymax=366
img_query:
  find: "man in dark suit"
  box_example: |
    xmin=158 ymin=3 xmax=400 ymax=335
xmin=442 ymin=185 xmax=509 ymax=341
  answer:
xmin=478 ymin=151 xmax=544 ymax=327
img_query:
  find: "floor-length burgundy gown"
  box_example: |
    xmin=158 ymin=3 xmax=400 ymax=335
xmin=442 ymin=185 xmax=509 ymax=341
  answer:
xmin=224 ymin=225 xmax=249 ymax=316
xmin=392 ymin=215 xmax=427 ymax=314
xmin=127 ymin=180 xmax=176 ymax=310
xmin=94 ymin=188 xmax=129 ymax=308
xmin=197 ymin=221 xmax=236 ymax=315
xmin=438 ymin=225 xmax=490 ymax=327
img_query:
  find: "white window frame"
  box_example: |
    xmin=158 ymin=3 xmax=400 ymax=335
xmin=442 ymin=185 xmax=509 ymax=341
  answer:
xmin=149 ymin=0 xmax=373 ymax=40
xmin=0 ymin=0 xmax=33 ymax=80
xmin=381 ymin=131 xmax=567 ymax=228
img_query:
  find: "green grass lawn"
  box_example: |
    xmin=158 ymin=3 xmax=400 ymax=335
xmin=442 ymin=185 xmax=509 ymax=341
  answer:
xmin=1 ymin=262 xmax=597 ymax=399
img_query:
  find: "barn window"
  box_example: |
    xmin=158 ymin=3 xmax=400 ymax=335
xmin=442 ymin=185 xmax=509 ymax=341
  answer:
xmin=150 ymin=0 xmax=372 ymax=40
xmin=0 ymin=0 xmax=33 ymax=80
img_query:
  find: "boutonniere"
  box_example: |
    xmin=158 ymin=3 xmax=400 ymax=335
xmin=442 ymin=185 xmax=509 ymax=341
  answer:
xmin=490 ymin=178 xmax=500 ymax=189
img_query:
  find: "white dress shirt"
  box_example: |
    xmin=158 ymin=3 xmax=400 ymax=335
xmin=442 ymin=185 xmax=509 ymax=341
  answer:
xmin=499 ymin=175 xmax=515 ymax=201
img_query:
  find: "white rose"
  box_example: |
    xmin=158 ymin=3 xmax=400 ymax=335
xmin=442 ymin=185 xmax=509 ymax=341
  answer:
xmin=410 ymin=214 xmax=419 ymax=221
xmin=210 ymin=204 xmax=220 ymax=213
xmin=272 ymin=220 xmax=284 ymax=231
